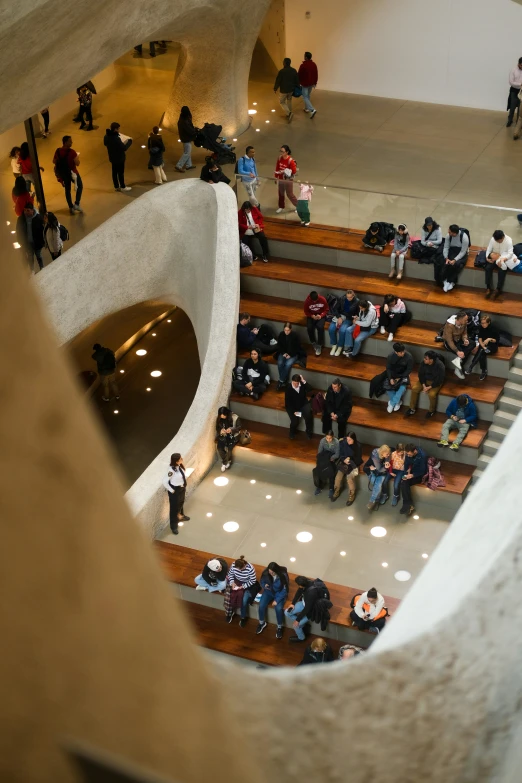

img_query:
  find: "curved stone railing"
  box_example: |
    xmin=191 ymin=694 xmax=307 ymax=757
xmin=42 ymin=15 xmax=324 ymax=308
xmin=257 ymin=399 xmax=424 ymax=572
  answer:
xmin=35 ymin=180 xmax=239 ymax=538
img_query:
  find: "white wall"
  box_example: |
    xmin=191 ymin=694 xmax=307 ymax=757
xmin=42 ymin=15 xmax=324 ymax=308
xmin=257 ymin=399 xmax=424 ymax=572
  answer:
xmin=285 ymin=0 xmax=522 ymax=110
xmin=259 ymin=0 xmax=286 ymax=70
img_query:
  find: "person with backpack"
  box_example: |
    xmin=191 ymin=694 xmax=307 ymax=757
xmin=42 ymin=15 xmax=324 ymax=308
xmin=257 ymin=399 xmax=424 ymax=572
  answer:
xmin=464 ymin=314 xmax=499 ymax=381
xmin=237 ymin=146 xmax=259 ymax=206
xmin=411 ymin=217 xmax=442 ymax=263
xmin=256 ymin=561 xmax=289 ymax=639
xmin=104 ymin=122 xmax=132 ymax=191
xmin=91 ymin=343 xmax=120 ymax=402
xmin=273 ymin=58 xmax=300 ymax=122
xmin=215 ymin=406 xmax=242 ymax=471
xmin=285 ymin=575 xmax=330 ymax=642
xmin=438 ymin=393 xmax=478 ymax=452
xmin=328 ymin=289 xmax=360 ymax=356
xmin=53 ymin=135 xmax=83 ymax=215
xmin=238 ymin=202 xmax=270 ymax=262
xmin=350 ymin=587 xmax=387 ymax=633
xmin=274 ymin=144 xmax=298 ymax=212
xmin=390 ymin=223 xmax=409 ymax=279
xmin=43 ymin=211 xmax=65 ymax=260
xmin=404 ymin=350 xmax=446 ymax=419
xmin=435 ymin=225 xmax=470 ymax=291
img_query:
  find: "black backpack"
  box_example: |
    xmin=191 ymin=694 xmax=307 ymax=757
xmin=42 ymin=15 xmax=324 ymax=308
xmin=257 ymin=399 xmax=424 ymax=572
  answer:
xmin=59 ymin=223 xmax=69 ymax=242
xmin=53 ymin=148 xmax=71 ymax=181
xmin=326 ymin=292 xmax=342 ymax=320
xmin=459 ymin=227 xmax=471 ymax=247
xmin=311 ymin=578 xmax=330 ymax=601
xmin=474 ymin=250 xmax=487 ymax=268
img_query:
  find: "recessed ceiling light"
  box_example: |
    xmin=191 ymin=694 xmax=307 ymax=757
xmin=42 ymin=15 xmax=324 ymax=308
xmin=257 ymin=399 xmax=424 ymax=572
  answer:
xmin=233 ymin=138 xmax=237 ymax=141
xmin=10 ymin=230 xmax=15 ymax=234
xmin=382 ymin=562 xmax=388 ymax=568
xmin=296 ymin=531 xmax=312 ymax=543
xmin=265 ymin=494 xmax=272 ymax=500
xmin=260 ymin=542 xmax=267 ymax=547
xmin=114 ymin=410 xmax=119 ymax=414
xmin=177 ymin=139 xmax=181 ymax=142
xmin=158 ymin=127 xmax=162 ymax=131
xmin=253 ymin=102 xmax=257 ymax=105
xmin=290 ymin=557 xmax=296 ymax=562
xmin=250 ymin=479 xmax=256 ymax=484
xmin=340 ymin=551 xmax=346 ymax=556
xmin=136 ymin=349 xmax=147 ymax=356
xmin=13 ymin=242 xmax=20 ymax=249
xmin=255 ymin=129 xmax=260 ymax=132
xmin=146 ymin=387 xmax=151 ymax=392
xmin=265 ymin=120 xmax=270 ymax=123
xmin=370 ymin=526 xmax=387 ymax=538
xmin=223 ymin=521 xmax=239 ymax=532
xmin=271 ymin=109 xmax=275 ymax=112
xmin=141 ymin=145 xmax=146 ymax=148
xmin=167 ymin=319 xmax=171 ymax=323
xmin=248 ymin=109 xmax=257 ymax=115
xmin=178 ymin=521 xmax=184 ymax=527
xmin=394 ymin=570 xmax=411 ymax=582
xmin=206 ymin=512 xmax=212 ymax=518
xmin=150 ymin=370 xmax=162 ymax=377
xmin=6 ymin=221 xmax=10 ymax=225
xmin=213 ymin=476 xmax=229 ymax=487
xmin=347 ymin=516 xmax=354 ymax=521
xmin=296 ymin=489 xmax=302 ymax=494
xmin=152 ymin=333 xmax=157 ymax=336
xmin=422 ymin=553 xmax=429 ymax=559
xmin=413 ymin=514 xmax=420 ymax=520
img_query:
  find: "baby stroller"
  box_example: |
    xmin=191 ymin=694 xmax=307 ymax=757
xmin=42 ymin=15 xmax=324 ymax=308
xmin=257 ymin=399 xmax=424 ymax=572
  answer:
xmin=194 ymin=122 xmax=236 ymax=166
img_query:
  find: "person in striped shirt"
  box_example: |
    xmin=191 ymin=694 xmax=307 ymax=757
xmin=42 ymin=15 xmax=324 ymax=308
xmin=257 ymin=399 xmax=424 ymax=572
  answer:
xmin=226 ymin=555 xmax=258 ymax=627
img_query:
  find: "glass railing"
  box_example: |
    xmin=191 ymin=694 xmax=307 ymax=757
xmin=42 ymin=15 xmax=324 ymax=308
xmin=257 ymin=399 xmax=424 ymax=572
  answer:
xmin=234 ymin=174 xmax=522 ymax=248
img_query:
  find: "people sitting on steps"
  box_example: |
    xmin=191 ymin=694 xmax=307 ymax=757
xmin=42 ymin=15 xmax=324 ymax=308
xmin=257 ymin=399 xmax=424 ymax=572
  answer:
xmin=256 ymin=561 xmax=290 ymax=640
xmin=322 ymin=378 xmax=353 ymax=438
xmin=438 ymin=393 xmax=478 ymax=452
xmin=233 ymin=348 xmax=270 ymax=400
xmin=365 ymin=444 xmax=392 ymax=511
xmin=362 ymin=221 xmax=391 ymax=252
xmin=237 ymin=201 xmax=270 ymax=263
xmin=332 ymin=431 xmax=363 ymax=506
xmin=443 ymin=310 xmax=473 ymax=380
xmin=413 ymin=216 xmax=443 ymax=263
xmin=304 ymin=290 xmax=328 ymax=356
xmin=390 ymin=223 xmax=409 ymax=279
xmin=195 ymin=557 xmax=229 ymax=592
xmin=465 ymin=314 xmax=499 ymax=381
xmin=389 ymin=443 xmax=406 ymax=507
xmin=313 ymin=430 xmax=340 ymax=498
xmin=225 ymin=555 xmax=260 ymax=627
xmin=275 ymin=322 xmax=305 ymax=391
xmin=236 ymin=312 xmax=277 ymax=355
xmin=339 ymin=644 xmax=362 ymax=660
xmin=328 ymin=289 xmax=360 ymax=355
xmin=404 ymin=350 xmax=446 ymax=419
xmin=343 ymin=299 xmax=379 ymax=358
xmin=385 ymin=342 xmax=414 ymax=415
xmin=485 ymin=229 xmax=515 ymax=301
xmin=285 ymin=373 xmax=314 ymax=439
xmin=380 ymin=294 xmax=409 ymax=342
xmin=215 ymin=406 xmax=242 ymax=471
xmin=350 ymin=587 xmax=387 ymax=634
xmin=285 ymin=575 xmax=331 ymax=643
xmin=400 ymin=443 xmax=428 ymax=517
xmin=434 ymin=224 xmax=470 ymax=292
xmin=201 ymin=158 xmax=230 ymax=185
xmin=298 ymin=637 xmax=335 ymax=665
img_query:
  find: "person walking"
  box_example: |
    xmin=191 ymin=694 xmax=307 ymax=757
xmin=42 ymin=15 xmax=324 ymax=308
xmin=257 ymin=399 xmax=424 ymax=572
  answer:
xmin=19 ymin=141 xmax=44 ymax=192
xmin=404 ymin=350 xmax=446 ymax=419
xmin=237 ymin=146 xmax=260 ymax=206
xmin=12 ymin=176 xmax=34 ymax=217
xmin=162 ymin=453 xmax=190 ymax=535
xmin=304 ymin=290 xmax=328 ymax=355
xmin=195 ymin=557 xmax=229 ymax=592
xmin=175 ymin=106 xmax=197 ymax=172
xmin=390 ymin=224 xmax=409 ymax=279
xmin=507 ymin=57 xmax=522 ymax=127
xmin=41 ymin=107 xmax=51 ymax=137
xmin=78 ymin=85 xmax=94 ymax=131
xmin=43 ymin=212 xmax=64 ymax=260
xmin=225 ymin=556 xmax=259 ymax=627
xmin=16 ymin=202 xmax=45 ymax=273
xmin=53 ymin=135 xmax=83 ymax=215
xmin=297 ymin=181 xmax=313 ymax=226
xmin=298 ymin=52 xmax=318 ymax=119
xmin=438 ymin=393 xmax=478 ymax=452
xmin=274 ymin=144 xmax=298 ymax=212
xmin=273 ymin=57 xmax=299 ymax=121
xmin=332 ymin=431 xmax=362 ymax=506
xmin=134 ymin=42 xmax=157 ymax=57
xmin=275 ymin=322 xmax=303 ymax=390
xmin=215 ymin=406 xmax=242 ymax=471
xmin=104 ymin=122 xmax=132 ymax=191
xmin=148 ymin=126 xmax=167 ymax=184
xmin=285 ymin=374 xmax=314 ymax=439
xmin=256 ymin=561 xmax=289 ymax=639
xmin=91 ymin=343 xmax=120 ymax=402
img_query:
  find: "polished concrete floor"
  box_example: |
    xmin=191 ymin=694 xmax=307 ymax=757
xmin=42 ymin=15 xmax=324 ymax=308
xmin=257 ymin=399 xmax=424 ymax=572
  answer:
xmin=159 ymin=458 xmax=448 ymax=600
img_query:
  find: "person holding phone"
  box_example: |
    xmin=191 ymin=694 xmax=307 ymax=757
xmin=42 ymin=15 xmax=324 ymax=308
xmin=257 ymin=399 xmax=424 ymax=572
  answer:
xmin=365 ymin=444 xmax=392 ymax=511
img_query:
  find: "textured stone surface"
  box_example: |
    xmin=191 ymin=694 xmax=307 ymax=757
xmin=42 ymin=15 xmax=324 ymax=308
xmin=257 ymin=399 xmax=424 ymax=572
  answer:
xmin=35 ymin=180 xmax=239 ymax=538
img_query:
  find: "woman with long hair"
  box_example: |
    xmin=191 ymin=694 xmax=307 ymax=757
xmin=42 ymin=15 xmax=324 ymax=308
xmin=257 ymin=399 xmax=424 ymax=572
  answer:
xmin=162 ymin=453 xmax=190 ymax=535
xmin=257 ymin=561 xmax=290 ymax=639
xmin=275 ymin=322 xmax=302 ymax=390
xmin=19 ymin=141 xmax=44 ymax=191
xmin=175 ymin=106 xmax=197 ymax=172
xmin=232 ymin=347 xmax=270 ymax=400
xmin=12 ymin=175 xmax=34 ymax=216
xmin=332 ymin=430 xmax=363 ymax=505
xmin=148 ymin=125 xmax=167 ymax=184
xmin=43 ymin=211 xmax=63 ymax=260
xmin=364 ymin=444 xmax=392 ymax=511
xmin=215 ymin=406 xmax=242 ymax=472
xmin=9 ymin=146 xmax=21 ymax=178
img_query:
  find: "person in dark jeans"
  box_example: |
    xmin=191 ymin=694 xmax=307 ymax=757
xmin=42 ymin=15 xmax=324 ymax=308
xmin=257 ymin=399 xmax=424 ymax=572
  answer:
xmin=53 ymin=135 xmax=83 ymax=215
xmin=16 ymin=203 xmax=45 ymax=272
xmin=103 ymin=122 xmax=132 ymax=191
xmin=304 ymin=290 xmax=328 ymax=356
xmin=91 ymin=343 xmax=120 ymax=401
xmin=322 ymin=378 xmax=352 ymax=438
xmin=41 ymin=107 xmax=50 ymax=137
xmin=465 ymin=314 xmax=499 ymax=381
xmin=400 ymin=443 xmax=427 ymax=517
xmin=285 ymin=374 xmax=314 ymax=439
xmin=162 ymin=453 xmax=190 ymax=534
xmin=237 ymin=202 xmax=270 ymax=262
xmin=236 ymin=312 xmax=276 ymax=355
xmin=78 ymin=86 xmax=94 ymax=130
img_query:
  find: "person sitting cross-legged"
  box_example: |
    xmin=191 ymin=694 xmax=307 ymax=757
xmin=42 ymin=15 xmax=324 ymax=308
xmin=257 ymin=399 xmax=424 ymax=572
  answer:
xmin=195 ymin=557 xmax=229 ymax=592
xmin=379 ymin=294 xmax=408 ymax=342
xmin=385 ymin=342 xmax=413 ymax=414
xmin=237 ymin=312 xmax=276 ymax=355
xmin=350 ymin=587 xmax=387 ymax=634
xmin=404 ymin=350 xmax=446 ymax=419
xmin=256 ymin=561 xmax=289 ymax=640
xmin=343 ymin=300 xmax=379 ymax=358
xmin=438 ymin=393 xmax=478 ymax=452
xmin=322 ymin=378 xmax=352 ymax=438
xmin=399 ymin=443 xmax=428 ymax=517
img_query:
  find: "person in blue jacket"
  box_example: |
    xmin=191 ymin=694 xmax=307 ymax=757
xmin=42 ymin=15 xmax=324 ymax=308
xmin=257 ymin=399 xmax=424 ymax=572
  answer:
xmin=438 ymin=393 xmax=478 ymax=452
xmin=399 ymin=443 xmax=428 ymax=517
xmin=237 ymin=145 xmax=259 ymax=206
xmin=256 ymin=561 xmax=289 ymax=640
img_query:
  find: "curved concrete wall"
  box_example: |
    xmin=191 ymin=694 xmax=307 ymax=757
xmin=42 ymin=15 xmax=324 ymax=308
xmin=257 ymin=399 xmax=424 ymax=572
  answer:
xmin=35 ymin=180 xmax=239 ymax=538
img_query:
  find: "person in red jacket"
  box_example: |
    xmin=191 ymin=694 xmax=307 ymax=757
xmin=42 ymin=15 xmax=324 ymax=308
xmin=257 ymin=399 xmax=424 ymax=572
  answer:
xmin=238 ymin=201 xmax=270 ymax=262
xmin=298 ymin=52 xmax=318 ymax=118
xmin=304 ymin=290 xmax=328 ymax=355
xmin=12 ymin=176 xmax=35 ymax=216
xmin=275 ymin=144 xmax=298 ymax=213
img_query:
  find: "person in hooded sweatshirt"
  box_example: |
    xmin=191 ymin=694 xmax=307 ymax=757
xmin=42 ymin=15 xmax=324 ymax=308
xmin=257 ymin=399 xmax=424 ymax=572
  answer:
xmin=298 ymin=637 xmax=334 ymax=665
xmin=390 ymin=223 xmax=409 ymax=279
xmin=103 ymin=122 xmax=132 ymax=191
xmin=285 ymin=575 xmax=329 ymax=642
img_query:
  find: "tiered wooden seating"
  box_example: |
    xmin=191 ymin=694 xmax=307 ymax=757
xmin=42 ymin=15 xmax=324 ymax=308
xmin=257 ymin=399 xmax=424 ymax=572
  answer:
xmin=231 ymin=385 xmax=488 ymax=450
xmin=238 ymin=419 xmax=475 ymax=497
xmin=240 ymin=291 xmax=519 ymax=364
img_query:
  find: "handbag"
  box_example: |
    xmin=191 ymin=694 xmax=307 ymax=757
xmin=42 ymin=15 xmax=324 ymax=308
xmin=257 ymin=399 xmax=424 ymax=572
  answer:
xmin=336 ymin=458 xmax=357 ymax=476
xmin=238 ymin=429 xmax=252 ymax=446
xmin=498 ymin=330 xmax=513 ymax=347
xmin=293 ymin=85 xmax=303 ymax=98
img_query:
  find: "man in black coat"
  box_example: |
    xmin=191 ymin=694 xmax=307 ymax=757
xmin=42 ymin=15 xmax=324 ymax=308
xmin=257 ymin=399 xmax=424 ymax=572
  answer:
xmin=16 ymin=203 xmax=45 ymax=273
xmin=103 ymin=121 xmax=132 ymax=191
xmin=322 ymin=378 xmax=352 ymax=438
xmin=285 ymin=373 xmax=314 ymax=439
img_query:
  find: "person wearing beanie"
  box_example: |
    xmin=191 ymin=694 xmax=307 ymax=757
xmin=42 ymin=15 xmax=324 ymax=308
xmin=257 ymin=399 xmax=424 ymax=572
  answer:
xmin=390 ymin=224 xmax=409 ymax=279
xmin=195 ymin=557 xmax=229 ymax=592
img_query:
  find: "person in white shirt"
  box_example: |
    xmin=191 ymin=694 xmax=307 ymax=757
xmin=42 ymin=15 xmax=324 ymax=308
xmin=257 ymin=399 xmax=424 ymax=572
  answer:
xmin=349 ymin=587 xmax=387 ymax=634
xmin=507 ymin=57 xmax=522 ymax=127
xmin=162 ymin=453 xmax=190 ymax=534
xmin=485 ymin=230 xmax=516 ymax=300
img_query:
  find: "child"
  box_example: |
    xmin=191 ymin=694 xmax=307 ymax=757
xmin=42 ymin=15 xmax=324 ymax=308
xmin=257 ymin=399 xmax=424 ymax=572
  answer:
xmin=390 ymin=223 xmax=409 ymax=279
xmin=363 ymin=222 xmax=388 ymax=252
xmin=297 ymin=181 xmax=313 ymax=226
xmin=389 ymin=443 xmax=406 ymax=506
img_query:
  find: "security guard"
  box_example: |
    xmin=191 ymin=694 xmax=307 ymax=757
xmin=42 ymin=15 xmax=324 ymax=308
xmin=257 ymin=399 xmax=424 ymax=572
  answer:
xmin=162 ymin=453 xmax=190 ymax=534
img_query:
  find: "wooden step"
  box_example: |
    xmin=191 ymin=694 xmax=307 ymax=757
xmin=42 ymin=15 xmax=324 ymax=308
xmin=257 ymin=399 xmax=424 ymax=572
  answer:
xmin=239 ymin=419 xmax=475 ymax=497
xmin=230 ymin=384 xmax=488 ymax=450
xmin=240 ymin=291 xmax=520 ymax=364
xmin=240 ymin=257 xmax=522 ymax=319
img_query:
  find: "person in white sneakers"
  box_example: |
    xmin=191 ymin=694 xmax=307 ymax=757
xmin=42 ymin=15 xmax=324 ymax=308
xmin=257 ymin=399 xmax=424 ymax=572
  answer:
xmin=380 ymin=294 xmax=408 ymax=342
xmin=215 ymin=406 xmax=242 ymax=471
xmin=385 ymin=342 xmax=413 ymax=414
xmin=390 ymin=224 xmax=409 ymax=279
xmin=485 ymin=230 xmax=515 ymax=301
xmin=442 ymin=311 xmax=473 ymax=380
xmin=194 ymin=557 xmax=229 ymax=592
